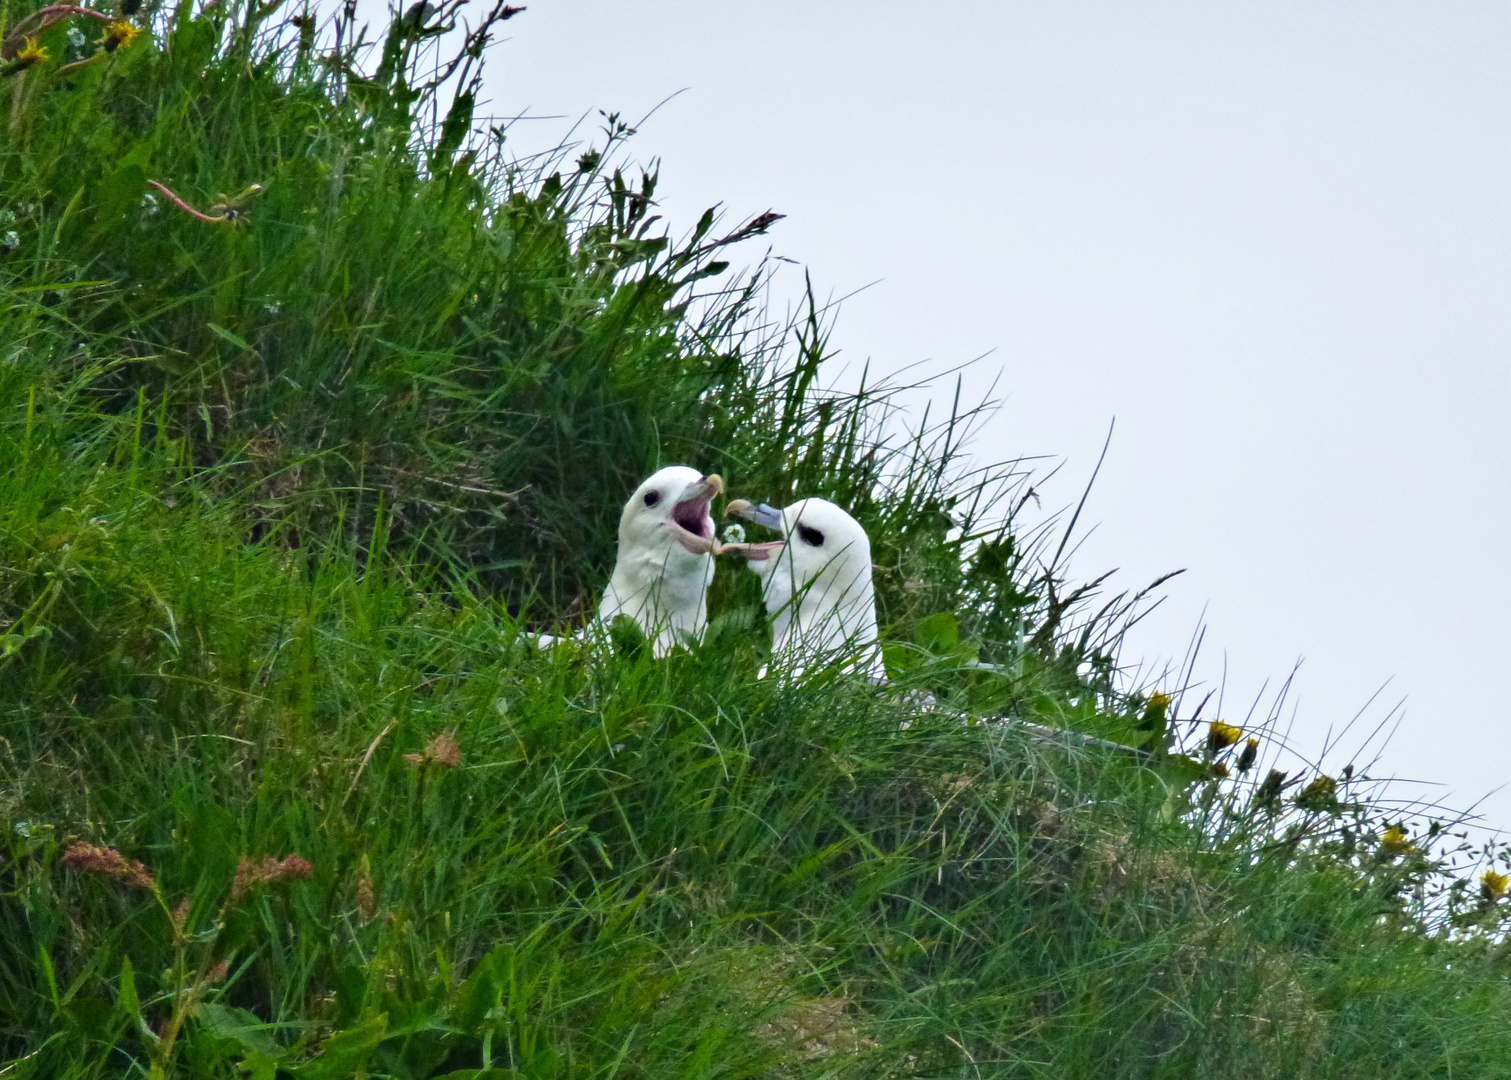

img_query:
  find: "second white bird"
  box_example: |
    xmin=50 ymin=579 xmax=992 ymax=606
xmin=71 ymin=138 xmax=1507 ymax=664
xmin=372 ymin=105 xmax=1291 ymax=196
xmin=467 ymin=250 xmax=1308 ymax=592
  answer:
xmin=724 ymin=496 xmax=885 ymax=680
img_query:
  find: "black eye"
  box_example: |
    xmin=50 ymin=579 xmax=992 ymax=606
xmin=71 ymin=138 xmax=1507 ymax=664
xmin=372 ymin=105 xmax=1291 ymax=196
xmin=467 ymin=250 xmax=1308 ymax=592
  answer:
xmin=642 ymin=490 xmax=661 ymax=507
xmin=797 ymin=524 xmax=825 ymax=547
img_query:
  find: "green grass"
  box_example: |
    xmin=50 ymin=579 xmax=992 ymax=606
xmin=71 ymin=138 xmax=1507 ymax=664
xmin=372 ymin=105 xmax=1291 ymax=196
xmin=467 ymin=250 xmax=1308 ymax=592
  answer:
xmin=2 ymin=2 xmax=1510 ymax=1077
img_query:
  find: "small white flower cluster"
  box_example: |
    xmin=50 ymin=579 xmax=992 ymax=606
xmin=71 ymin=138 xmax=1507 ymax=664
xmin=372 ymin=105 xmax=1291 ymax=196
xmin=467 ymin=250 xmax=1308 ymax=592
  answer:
xmin=721 ymin=523 xmax=746 ymax=545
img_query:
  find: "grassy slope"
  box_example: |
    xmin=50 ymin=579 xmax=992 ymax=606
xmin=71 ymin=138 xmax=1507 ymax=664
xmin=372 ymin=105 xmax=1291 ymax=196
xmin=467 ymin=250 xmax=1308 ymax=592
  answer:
xmin=1 ymin=3 xmax=1509 ymax=1077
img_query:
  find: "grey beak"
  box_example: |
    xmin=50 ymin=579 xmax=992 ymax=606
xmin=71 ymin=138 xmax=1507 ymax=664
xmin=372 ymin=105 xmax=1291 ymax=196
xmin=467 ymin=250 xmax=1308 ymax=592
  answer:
xmin=724 ymin=499 xmax=785 ymax=533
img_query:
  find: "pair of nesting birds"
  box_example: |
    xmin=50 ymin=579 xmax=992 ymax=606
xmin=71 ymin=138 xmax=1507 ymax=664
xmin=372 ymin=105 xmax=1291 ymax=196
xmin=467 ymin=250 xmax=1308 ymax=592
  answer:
xmin=597 ymin=465 xmax=884 ymax=679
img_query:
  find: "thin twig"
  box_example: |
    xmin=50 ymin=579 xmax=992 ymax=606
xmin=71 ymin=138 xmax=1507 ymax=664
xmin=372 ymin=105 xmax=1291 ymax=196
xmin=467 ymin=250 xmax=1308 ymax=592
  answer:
xmin=147 ymin=180 xmax=230 ymax=224
xmin=345 ymin=721 xmax=395 ymax=802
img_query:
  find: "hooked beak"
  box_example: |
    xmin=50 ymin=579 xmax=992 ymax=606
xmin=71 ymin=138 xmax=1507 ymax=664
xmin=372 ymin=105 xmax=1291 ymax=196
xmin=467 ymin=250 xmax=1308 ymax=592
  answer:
xmin=667 ymin=474 xmax=723 ymax=554
xmin=721 ymin=499 xmax=786 ymax=561
xmin=724 ymin=499 xmax=785 ymax=533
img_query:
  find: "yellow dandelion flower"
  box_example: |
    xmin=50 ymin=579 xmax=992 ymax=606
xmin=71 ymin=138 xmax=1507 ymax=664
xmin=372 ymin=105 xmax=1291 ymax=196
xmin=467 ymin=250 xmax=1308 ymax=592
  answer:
xmin=1481 ymin=869 xmax=1508 ymax=903
xmin=1148 ymin=692 xmax=1171 ymax=711
xmin=1207 ymin=720 xmax=1242 ymax=752
xmin=1379 ymin=826 xmax=1412 ymax=858
xmin=99 ymin=20 xmax=143 ymax=53
xmin=16 ymin=36 xmax=49 ymax=66
xmin=3 ymin=36 xmax=49 ymax=75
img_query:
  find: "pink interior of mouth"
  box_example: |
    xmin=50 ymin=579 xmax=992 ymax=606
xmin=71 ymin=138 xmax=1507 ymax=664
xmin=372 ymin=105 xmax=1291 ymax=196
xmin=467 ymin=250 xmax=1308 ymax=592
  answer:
xmin=672 ymin=494 xmax=714 ymax=539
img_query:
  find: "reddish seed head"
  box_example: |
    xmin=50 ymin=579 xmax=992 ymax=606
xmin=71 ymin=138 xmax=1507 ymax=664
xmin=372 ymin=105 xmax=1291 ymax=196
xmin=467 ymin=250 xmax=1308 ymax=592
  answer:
xmin=61 ymin=842 xmax=156 ymax=892
xmin=229 ymin=854 xmax=314 ymax=905
xmin=405 ymin=732 xmax=461 ymax=769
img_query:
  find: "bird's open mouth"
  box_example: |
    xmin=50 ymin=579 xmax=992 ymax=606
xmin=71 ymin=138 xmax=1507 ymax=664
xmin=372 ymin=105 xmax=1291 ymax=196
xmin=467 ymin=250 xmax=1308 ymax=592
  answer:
xmin=667 ymin=474 xmax=723 ymax=554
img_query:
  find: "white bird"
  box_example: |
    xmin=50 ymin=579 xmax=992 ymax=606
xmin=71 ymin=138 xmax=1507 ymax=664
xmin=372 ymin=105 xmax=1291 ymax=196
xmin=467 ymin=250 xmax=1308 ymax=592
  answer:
xmin=723 ymin=496 xmax=885 ymax=680
xmin=598 ymin=466 xmax=723 ymax=656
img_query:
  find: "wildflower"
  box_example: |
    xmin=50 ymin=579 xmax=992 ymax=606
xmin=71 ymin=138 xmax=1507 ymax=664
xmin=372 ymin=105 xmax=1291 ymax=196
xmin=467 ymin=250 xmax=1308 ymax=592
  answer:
xmin=1236 ymin=737 xmax=1259 ymax=773
xmin=721 ymin=523 xmax=746 ymax=546
xmin=61 ymin=841 xmax=157 ymax=892
xmin=17 ymin=36 xmax=49 ymax=65
xmin=404 ymin=731 xmax=461 ymax=769
xmin=171 ymin=896 xmax=192 ymax=933
xmin=1208 ymin=760 xmax=1230 ymax=780
xmin=2 ymin=231 xmax=20 ymax=254
xmin=1481 ymin=869 xmax=1508 ymax=903
xmin=67 ymin=26 xmax=87 ymax=52
xmin=229 ymin=853 xmax=313 ymax=905
xmin=1295 ymin=774 xmax=1339 ymax=813
xmin=99 ymin=21 xmax=142 ymax=53
xmin=1379 ymin=825 xmax=1412 ymax=858
xmin=2 ymin=37 xmax=49 ymax=76
xmin=1206 ymin=720 xmax=1242 ymax=753
xmin=1141 ymin=692 xmax=1172 ymax=734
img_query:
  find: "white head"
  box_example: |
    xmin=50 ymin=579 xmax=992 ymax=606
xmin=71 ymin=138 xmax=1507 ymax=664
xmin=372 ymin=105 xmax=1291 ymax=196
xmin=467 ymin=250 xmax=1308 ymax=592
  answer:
xmin=600 ymin=466 xmax=723 ymax=655
xmin=617 ymin=466 xmax=723 ymax=558
xmin=725 ymin=496 xmax=883 ymax=677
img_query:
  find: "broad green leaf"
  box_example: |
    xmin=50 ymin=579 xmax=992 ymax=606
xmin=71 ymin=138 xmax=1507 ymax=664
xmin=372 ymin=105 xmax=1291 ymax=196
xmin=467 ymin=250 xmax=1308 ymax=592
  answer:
xmin=195 ymin=1002 xmax=282 ymax=1057
xmin=117 ymin=955 xmax=139 ymax=1020
xmin=290 ymin=1014 xmax=388 ymax=1079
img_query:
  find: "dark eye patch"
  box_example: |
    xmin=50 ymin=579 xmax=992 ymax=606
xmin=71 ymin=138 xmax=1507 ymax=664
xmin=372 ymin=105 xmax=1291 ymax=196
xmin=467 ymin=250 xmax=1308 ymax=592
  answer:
xmin=797 ymin=524 xmax=825 ymax=547
xmin=643 ymin=490 xmax=661 ymax=507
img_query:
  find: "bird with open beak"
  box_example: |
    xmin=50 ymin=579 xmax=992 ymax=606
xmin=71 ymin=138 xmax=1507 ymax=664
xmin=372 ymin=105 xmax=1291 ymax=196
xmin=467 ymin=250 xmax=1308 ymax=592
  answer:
xmin=723 ymin=496 xmax=885 ymax=681
xmin=600 ymin=466 xmax=724 ymax=656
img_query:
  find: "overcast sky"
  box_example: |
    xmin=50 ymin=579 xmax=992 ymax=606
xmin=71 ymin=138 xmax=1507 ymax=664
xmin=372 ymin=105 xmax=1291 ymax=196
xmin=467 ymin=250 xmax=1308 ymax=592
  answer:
xmin=486 ymin=2 xmax=1511 ymax=830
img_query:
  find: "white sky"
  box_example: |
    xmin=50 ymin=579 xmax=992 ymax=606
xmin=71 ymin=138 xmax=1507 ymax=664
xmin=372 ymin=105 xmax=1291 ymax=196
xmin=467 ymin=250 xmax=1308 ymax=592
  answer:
xmin=486 ymin=2 xmax=1511 ymax=830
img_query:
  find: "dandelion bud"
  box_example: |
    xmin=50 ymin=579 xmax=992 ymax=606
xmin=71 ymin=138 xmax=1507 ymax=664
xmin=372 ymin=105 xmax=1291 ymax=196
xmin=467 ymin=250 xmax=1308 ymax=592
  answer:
xmin=355 ymin=857 xmax=377 ymax=923
xmin=1254 ymin=769 xmax=1287 ymax=813
xmin=1295 ymin=775 xmax=1339 ymax=814
xmin=1236 ymin=737 xmax=1259 ymax=774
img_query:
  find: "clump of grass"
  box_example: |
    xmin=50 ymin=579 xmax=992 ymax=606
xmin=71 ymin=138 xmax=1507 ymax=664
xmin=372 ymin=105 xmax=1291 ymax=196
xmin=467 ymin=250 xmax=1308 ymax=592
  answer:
xmin=2 ymin=2 xmax=1511 ymax=1078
